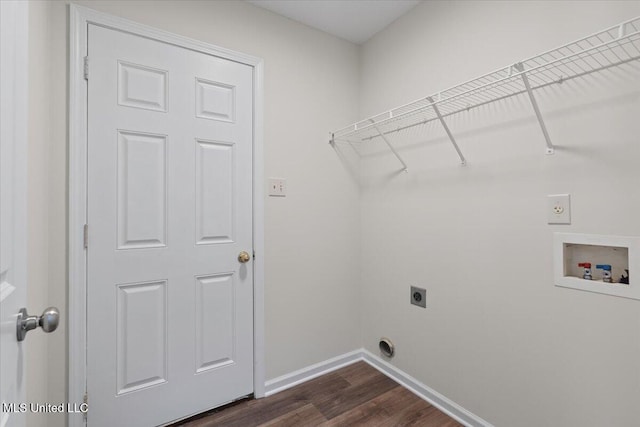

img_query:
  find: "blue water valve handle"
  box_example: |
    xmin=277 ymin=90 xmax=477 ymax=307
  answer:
xmin=596 ymin=264 xmax=612 ymax=283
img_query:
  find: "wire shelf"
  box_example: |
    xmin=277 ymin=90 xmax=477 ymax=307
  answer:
xmin=330 ymin=17 xmax=640 ymax=170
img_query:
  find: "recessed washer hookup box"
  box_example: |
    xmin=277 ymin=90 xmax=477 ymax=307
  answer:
xmin=554 ymin=233 xmax=640 ymax=300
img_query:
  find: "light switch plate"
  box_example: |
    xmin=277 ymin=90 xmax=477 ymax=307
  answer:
xmin=548 ymin=194 xmax=571 ymax=224
xmin=268 ymin=178 xmax=286 ymax=197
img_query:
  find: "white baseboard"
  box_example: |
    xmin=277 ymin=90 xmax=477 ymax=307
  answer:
xmin=361 ymin=349 xmax=493 ymax=427
xmin=263 ymin=348 xmax=493 ymax=427
xmin=264 ymin=349 xmax=362 ymax=396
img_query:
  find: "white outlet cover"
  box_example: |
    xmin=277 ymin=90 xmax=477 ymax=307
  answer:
xmin=548 ymin=194 xmax=571 ymax=224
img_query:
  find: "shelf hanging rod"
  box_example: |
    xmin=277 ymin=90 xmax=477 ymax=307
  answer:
xmin=370 ymin=120 xmax=408 ymax=172
xmin=513 ymin=62 xmax=554 ymax=154
xmin=427 ymin=96 xmax=466 ymax=165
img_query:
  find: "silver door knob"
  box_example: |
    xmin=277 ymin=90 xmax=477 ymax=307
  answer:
xmin=16 ymin=307 xmax=59 ymax=342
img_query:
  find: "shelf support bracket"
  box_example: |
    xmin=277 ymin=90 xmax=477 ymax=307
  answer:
xmin=427 ymin=97 xmax=466 ymax=166
xmin=514 ymin=63 xmax=555 ymax=155
xmin=370 ymin=121 xmax=408 ymax=172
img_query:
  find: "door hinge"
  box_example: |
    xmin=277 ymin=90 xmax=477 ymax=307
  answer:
xmin=83 ymin=224 xmax=88 ymax=249
xmin=83 ymin=392 xmax=88 ymax=421
xmin=83 ymin=56 xmax=89 ymax=80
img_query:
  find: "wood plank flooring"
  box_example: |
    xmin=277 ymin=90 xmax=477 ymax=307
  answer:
xmin=174 ymin=361 xmax=463 ymax=427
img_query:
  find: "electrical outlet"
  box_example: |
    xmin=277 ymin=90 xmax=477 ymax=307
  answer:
xmin=268 ymin=178 xmax=286 ymax=197
xmin=548 ymin=194 xmax=571 ymax=224
xmin=410 ymin=286 xmax=426 ymax=308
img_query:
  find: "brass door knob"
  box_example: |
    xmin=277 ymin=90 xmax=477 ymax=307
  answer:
xmin=238 ymin=251 xmax=251 ymax=263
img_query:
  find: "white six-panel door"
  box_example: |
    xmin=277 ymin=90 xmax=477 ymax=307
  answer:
xmin=87 ymin=24 xmax=254 ymax=426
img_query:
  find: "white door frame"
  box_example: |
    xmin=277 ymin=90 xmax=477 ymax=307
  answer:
xmin=68 ymin=5 xmax=265 ymax=426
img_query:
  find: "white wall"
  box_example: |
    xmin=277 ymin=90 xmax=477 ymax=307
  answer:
xmin=358 ymin=1 xmax=640 ymax=426
xmin=34 ymin=1 xmax=362 ymax=425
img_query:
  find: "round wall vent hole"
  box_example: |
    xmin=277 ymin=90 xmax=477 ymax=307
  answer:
xmin=379 ymin=337 xmax=394 ymax=358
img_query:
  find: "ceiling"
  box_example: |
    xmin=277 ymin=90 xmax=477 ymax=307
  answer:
xmin=246 ymin=0 xmax=421 ymax=44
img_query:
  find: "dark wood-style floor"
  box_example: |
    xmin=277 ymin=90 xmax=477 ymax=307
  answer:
xmin=175 ymin=361 xmax=463 ymax=427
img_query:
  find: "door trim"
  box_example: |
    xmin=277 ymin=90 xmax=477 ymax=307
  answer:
xmin=68 ymin=5 xmax=265 ymax=426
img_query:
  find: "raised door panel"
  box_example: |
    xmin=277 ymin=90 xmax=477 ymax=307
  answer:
xmin=195 ymin=139 xmax=235 ymax=245
xmin=116 ymin=280 xmax=168 ymax=394
xmin=117 ymin=130 xmax=167 ymax=249
xmin=195 ymin=78 xmax=235 ymax=122
xmin=118 ymin=61 xmax=168 ymax=112
xmin=195 ymin=273 xmax=235 ymax=373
